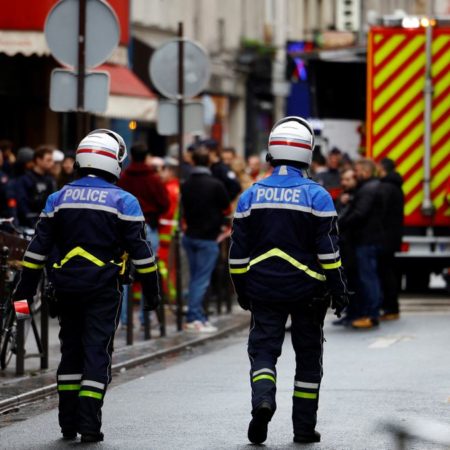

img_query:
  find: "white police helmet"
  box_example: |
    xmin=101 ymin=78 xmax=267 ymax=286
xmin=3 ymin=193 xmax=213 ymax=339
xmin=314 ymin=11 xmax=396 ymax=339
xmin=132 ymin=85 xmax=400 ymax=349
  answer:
xmin=76 ymin=129 xmax=127 ymax=179
xmin=267 ymin=116 xmax=315 ymax=167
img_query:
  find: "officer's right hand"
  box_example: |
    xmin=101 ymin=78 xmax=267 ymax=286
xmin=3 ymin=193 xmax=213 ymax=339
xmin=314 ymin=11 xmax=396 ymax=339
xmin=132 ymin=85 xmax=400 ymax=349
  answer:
xmin=237 ymin=296 xmax=250 ymax=311
xmin=143 ymin=294 xmax=161 ymax=311
xmin=330 ymin=294 xmax=349 ymax=318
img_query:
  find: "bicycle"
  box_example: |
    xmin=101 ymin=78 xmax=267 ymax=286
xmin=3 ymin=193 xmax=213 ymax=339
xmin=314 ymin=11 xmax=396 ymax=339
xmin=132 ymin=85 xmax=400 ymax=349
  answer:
xmin=0 ymin=221 xmax=46 ymax=371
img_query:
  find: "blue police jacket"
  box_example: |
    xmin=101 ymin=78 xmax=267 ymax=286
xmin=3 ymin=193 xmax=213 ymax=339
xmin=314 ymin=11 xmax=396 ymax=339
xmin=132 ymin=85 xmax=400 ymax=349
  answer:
xmin=229 ymin=165 xmax=347 ymax=302
xmin=14 ymin=175 xmax=159 ymax=298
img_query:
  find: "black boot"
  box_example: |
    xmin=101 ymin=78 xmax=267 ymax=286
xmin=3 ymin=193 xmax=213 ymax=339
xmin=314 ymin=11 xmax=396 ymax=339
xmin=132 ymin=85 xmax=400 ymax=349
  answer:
xmin=248 ymin=401 xmax=274 ymax=444
xmin=81 ymin=432 xmax=104 ymax=443
xmin=294 ymin=430 xmax=321 ymax=444
xmin=61 ymin=431 xmax=77 ymax=440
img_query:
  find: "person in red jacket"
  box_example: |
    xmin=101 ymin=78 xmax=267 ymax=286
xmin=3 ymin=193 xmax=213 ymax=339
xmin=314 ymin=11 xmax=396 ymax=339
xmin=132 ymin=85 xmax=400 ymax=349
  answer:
xmin=118 ymin=143 xmax=170 ymax=248
xmin=117 ymin=143 xmax=170 ymax=325
xmin=158 ymin=157 xmax=180 ymax=303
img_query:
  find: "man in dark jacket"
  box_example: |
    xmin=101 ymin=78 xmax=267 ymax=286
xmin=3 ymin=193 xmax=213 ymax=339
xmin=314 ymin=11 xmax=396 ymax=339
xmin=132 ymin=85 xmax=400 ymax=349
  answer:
xmin=14 ymin=146 xmax=57 ymax=227
xmin=378 ymin=158 xmax=404 ymax=320
xmin=181 ymin=148 xmax=230 ymax=332
xmin=339 ymin=159 xmax=385 ymax=329
xmin=334 ymin=168 xmax=359 ymax=325
xmin=315 ymin=148 xmax=342 ymax=202
xmin=201 ymin=139 xmax=241 ymax=201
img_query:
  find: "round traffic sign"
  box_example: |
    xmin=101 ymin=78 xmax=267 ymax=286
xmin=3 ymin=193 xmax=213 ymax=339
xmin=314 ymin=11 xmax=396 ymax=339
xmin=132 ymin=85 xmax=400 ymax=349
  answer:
xmin=45 ymin=0 xmax=120 ymax=69
xmin=149 ymin=39 xmax=210 ymax=99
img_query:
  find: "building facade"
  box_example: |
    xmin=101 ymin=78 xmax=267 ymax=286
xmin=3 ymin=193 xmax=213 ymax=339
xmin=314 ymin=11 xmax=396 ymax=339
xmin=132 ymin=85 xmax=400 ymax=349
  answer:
xmin=1 ymin=0 xmax=448 ymax=154
xmin=131 ymin=0 xmax=340 ymax=155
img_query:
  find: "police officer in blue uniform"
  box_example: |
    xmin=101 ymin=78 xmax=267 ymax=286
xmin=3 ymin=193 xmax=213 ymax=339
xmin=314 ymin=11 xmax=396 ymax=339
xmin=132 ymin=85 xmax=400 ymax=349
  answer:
xmin=13 ymin=130 xmax=160 ymax=443
xmin=229 ymin=117 xmax=348 ymax=445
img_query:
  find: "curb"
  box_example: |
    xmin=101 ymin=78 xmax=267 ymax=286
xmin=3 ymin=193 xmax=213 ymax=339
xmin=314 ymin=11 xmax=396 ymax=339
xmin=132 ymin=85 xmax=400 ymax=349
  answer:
xmin=0 ymin=316 xmax=248 ymax=415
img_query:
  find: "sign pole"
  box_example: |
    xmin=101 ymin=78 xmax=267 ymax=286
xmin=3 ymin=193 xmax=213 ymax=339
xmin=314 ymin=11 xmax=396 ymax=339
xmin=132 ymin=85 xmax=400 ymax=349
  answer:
xmin=175 ymin=22 xmax=184 ymax=332
xmin=77 ymin=0 xmax=87 ymax=141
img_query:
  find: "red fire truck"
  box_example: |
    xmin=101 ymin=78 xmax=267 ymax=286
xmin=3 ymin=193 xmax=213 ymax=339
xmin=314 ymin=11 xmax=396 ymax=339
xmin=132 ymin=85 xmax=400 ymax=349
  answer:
xmin=366 ymin=19 xmax=450 ymax=291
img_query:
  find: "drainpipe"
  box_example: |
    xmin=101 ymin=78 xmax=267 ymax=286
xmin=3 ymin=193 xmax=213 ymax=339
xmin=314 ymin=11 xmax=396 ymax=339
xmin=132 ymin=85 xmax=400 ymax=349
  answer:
xmin=421 ymin=1 xmax=435 ymax=218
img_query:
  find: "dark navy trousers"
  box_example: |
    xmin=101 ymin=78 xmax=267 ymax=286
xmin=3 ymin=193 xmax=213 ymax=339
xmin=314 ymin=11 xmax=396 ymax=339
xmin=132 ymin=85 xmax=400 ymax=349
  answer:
xmin=56 ymin=287 xmax=122 ymax=435
xmin=248 ymin=300 xmax=326 ymax=434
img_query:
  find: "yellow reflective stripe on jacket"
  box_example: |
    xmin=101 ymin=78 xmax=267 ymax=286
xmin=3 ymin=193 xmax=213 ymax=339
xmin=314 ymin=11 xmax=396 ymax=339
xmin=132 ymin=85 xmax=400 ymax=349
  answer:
xmin=250 ymin=248 xmax=326 ymax=281
xmin=229 ymin=267 xmax=249 ymax=274
xmin=53 ymin=246 xmax=105 ymax=268
xmin=320 ymin=260 xmax=342 ymax=270
xmin=229 ymin=248 xmax=326 ymax=281
xmin=136 ymin=265 xmax=158 ymax=274
xmin=22 ymin=261 xmax=45 ymax=270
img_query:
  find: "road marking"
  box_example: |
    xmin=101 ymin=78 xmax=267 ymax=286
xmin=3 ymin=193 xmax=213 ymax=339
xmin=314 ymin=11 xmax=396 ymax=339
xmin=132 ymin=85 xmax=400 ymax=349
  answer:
xmin=369 ymin=335 xmax=414 ymax=349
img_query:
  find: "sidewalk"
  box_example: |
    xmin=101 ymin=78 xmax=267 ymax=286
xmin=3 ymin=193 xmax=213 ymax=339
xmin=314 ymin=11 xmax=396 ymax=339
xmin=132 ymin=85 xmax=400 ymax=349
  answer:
xmin=0 ymin=306 xmax=249 ymax=414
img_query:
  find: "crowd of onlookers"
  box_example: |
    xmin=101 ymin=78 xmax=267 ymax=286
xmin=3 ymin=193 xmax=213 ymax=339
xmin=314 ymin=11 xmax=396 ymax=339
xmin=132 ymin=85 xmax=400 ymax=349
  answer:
xmin=311 ymin=147 xmax=405 ymax=330
xmin=0 ymin=140 xmax=76 ymax=229
xmin=119 ymin=139 xmax=272 ymax=333
xmin=0 ymin=136 xmax=405 ymax=332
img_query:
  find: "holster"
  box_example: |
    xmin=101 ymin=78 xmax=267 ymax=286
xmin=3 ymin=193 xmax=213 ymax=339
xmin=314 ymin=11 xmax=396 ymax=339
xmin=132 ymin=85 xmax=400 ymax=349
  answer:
xmin=118 ymin=252 xmax=133 ymax=285
xmin=43 ymin=282 xmax=59 ymax=318
xmin=307 ymin=293 xmax=331 ymax=325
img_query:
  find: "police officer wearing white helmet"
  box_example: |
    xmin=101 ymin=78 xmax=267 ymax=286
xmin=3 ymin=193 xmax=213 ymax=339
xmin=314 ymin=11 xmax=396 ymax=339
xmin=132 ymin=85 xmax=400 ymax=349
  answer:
xmin=229 ymin=117 xmax=349 ymax=445
xmin=13 ymin=130 xmax=160 ymax=443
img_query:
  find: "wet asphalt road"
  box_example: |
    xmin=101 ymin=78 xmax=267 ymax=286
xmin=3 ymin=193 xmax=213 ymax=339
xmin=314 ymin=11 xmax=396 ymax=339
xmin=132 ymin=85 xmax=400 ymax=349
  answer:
xmin=1 ymin=311 xmax=450 ymax=449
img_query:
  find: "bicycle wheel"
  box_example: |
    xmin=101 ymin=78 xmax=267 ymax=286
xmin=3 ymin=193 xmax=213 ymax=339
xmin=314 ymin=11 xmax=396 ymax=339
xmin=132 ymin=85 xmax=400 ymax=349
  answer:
xmin=0 ymin=310 xmax=17 ymax=370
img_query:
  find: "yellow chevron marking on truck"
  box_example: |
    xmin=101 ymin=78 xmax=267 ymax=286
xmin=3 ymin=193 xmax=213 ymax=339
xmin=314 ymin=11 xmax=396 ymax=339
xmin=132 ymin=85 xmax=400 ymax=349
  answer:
xmin=433 ymin=73 xmax=450 ymax=99
xmin=432 ymin=109 xmax=450 ymax=145
xmin=403 ymin=168 xmax=423 ymax=196
xmin=387 ymin=124 xmax=424 ymax=161
xmin=405 ymin=190 xmax=424 ymax=216
xmin=374 ymin=56 xmax=425 ymax=112
xmin=431 ymin=145 xmax=449 ymax=170
xmin=374 ymin=36 xmax=425 ymax=90
xmin=431 ymin=35 xmax=450 ymax=56
xmin=432 ymin=38 xmax=450 ymax=75
xmin=374 ymin=77 xmax=424 ymax=134
xmin=374 ymin=35 xmax=406 ymax=66
xmin=397 ymin=146 xmax=423 ymax=175
xmin=373 ymin=102 xmax=424 ymax=156
xmin=431 ymin=168 xmax=450 ymax=192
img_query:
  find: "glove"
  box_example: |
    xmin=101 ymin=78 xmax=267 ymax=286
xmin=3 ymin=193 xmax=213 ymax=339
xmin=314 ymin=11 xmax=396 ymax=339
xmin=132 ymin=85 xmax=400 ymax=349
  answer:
xmin=237 ymin=296 xmax=250 ymax=311
xmin=143 ymin=293 xmax=161 ymax=311
xmin=330 ymin=294 xmax=349 ymax=318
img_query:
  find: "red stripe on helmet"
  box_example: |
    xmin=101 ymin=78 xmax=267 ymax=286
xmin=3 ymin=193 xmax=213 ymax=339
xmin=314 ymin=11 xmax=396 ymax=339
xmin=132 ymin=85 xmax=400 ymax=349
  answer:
xmin=76 ymin=149 xmax=117 ymax=160
xmin=269 ymin=140 xmax=312 ymax=150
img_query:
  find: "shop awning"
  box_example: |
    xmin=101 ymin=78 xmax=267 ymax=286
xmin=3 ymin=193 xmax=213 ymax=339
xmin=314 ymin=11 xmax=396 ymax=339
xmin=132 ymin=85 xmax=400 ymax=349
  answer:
xmin=0 ymin=30 xmax=128 ymax=63
xmin=0 ymin=31 xmax=158 ymax=122
xmin=0 ymin=31 xmax=48 ymax=57
xmin=96 ymin=64 xmax=158 ymax=122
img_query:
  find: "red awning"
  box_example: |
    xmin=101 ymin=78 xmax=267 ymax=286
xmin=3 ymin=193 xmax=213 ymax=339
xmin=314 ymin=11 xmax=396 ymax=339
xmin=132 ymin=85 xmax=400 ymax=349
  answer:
xmin=98 ymin=64 xmax=155 ymax=99
xmin=96 ymin=64 xmax=157 ymax=122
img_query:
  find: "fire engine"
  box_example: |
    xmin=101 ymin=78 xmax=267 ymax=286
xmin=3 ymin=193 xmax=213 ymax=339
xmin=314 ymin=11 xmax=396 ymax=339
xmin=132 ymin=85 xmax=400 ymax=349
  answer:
xmin=366 ymin=16 xmax=450 ymax=291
